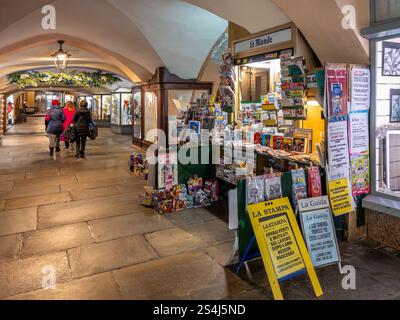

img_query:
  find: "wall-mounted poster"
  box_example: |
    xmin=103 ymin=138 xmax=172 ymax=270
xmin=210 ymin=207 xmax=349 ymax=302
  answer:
xmin=350 ymin=66 xmax=370 ymax=111
xmin=390 ymin=89 xmax=400 ymax=123
xmin=326 ymin=63 xmax=348 ymax=117
xmin=349 ymin=111 xmax=370 ymax=155
xmin=327 ymin=118 xmax=350 ymax=181
xmin=350 ymin=155 xmax=370 ymax=196
xmin=382 ymin=42 xmax=400 ymax=76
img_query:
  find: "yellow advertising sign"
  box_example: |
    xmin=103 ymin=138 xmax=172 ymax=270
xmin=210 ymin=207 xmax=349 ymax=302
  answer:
xmin=248 ymin=198 xmax=323 ymax=300
xmin=260 ymin=214 xmax=305 ymax=280
xmin=328 ymin=179 xmax=353 ymax=216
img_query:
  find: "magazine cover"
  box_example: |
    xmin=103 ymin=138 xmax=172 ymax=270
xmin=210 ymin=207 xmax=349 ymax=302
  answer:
xmin=246 ymin=176 xmax=265 ymax=205
xmin=350 ymin=155 xmax=370 ymax=196
xmin=264 ymin=175 xmax=283 ymax=201
xmin=292 ymin=169 xmax=308 ymax=207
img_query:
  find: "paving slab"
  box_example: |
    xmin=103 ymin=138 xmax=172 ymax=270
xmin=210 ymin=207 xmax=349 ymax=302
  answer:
xmin=0 ymin=173 xmax=25 ymax=182
xmin=6 ymin=272 xmax=123 ymax=300
xmin=70 ymin=186 xmax=121 ymax=201
xmin=1 ymin=184 xmax=61 ymax=200
xmin=183 ymin=220 xmax=235 ymax=245
xmin=14 ymin=175 xmax=77 ymax=189
xmin=0 ymin=234 xmax=22 ymax=263
xmin=113 ymin=252 xmax=250 ymax=300
xmin=68 ymin=235 xmax=158 ymax=278
xmin=89 ymin=212 xmax=174 ymax=242
xmin=4 ymin=191 xmax=71 ymax=210
xmin=26 ymin=169 xmax=61 ymax=180
xmin=21 ymin=223 xmax=94 ymax=258
xmin=38 ymin=193 xmax=146 ymax=229
xmin=202 ymin=241 xmax=235 ymax=267
xmin=145 ymin=228 xmax=208 ymax=257
xmin=0 ymin=251 xmax=72 ymax=299
xmin=0 ymin=207 xmax=37 ymax=236
xmin=0 ymin=181 xmax=14 ymax=192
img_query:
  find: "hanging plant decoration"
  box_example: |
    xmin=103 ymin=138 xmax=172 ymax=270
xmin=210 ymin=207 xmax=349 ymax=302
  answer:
xmin=7 ymin=70 xmax=121 ymax=88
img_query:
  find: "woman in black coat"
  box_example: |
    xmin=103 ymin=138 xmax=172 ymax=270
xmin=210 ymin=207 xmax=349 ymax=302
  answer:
xmin=73 ymin=100 xmax=93 ymax=158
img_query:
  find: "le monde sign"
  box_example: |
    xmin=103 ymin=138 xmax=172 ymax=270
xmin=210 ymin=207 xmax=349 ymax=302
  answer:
xmin=234 ymin=28 xmax=292 ymax=54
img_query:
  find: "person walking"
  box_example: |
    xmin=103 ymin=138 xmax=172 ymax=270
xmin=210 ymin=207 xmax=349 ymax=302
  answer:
xmin=61 ymin=101 xmax=76 ymax=151
xmin=45 ymin=99 xmax=65 ymax=157
xmin=73 ymin=100 xmax=93 ymax=158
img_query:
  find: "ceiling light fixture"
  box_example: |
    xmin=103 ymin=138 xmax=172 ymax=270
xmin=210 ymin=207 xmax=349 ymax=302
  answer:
xmin=52 ymin=40 xmax=71 ymax=70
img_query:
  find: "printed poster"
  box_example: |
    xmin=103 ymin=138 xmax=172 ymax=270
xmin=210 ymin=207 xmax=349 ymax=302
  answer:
xmin=349 ymin=111 xmax=369 ymax=155
xmin=326 ymin=63 xmax=348 ymax=117
xmin=328 ymin=119 xmax=350 ymax=181
xmin=350 ymin=155 xmax=370 ymax=196
xmin=298 ymin=196 xmax=340 ymax=268
xmin=328 ymin=179 xmax=354 ymax=216
xmin=350 ymin=66 xmax=370 ymax=111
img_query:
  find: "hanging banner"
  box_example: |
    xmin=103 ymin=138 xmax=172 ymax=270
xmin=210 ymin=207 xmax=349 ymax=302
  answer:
xmin=248 ymin=198 xmax=323 ymax=300
xmin=328 ymin=119 xmax=350 ymax=181
xmin=326 ymin=63 xmax=348 ymax=117
xmin=328 ymin=179 xmax=353 ymax=216
xmin=350 ymin=154 xmax=370 ymax=196
xmin=298 ymin=197 xmax=341 ymax=268
xmin=349 ymin=110 xmax=369 ymax=155
xmin=350 ymin=66 xmax=370 ymax=111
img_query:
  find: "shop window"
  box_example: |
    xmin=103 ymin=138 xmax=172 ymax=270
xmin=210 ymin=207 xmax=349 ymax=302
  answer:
xmin=102 ymin=95 xmax=111 ymax=120
xmin=133 ymin=91 xmax=142 ymax=140
xmin=144 ymin=91 xmax=158 ymax=143
xmin=374 ymin=0 xmax=400 ymax=22
xmin=111 ymin=93 xmax=121 ymax=125
xmin=374 ymin=37 xmax=400 ymax=197
xmin=121 ymin=93 xmax=133 ymax=126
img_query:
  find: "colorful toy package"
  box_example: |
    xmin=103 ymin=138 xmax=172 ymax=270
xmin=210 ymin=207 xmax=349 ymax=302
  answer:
xmin=204 ymin=179 xmax=219 ymax=202
xmin=174 ymin=194 xmax=194 ymax=211
xmin=188 ymin=176 xmax=203 ymax=196
xmin=291 ymin=169 xmax=308 ymax=207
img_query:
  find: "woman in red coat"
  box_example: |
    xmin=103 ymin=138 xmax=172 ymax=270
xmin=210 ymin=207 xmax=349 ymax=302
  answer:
xmin=61 ymin=101 xmax=76 ymax=150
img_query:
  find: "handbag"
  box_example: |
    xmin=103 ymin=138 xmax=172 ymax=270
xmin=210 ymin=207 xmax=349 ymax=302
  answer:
xmin=88 ymin=123 xmax=98 ymax=140
xmin=63 ymin=124 xmax=76 ymax=142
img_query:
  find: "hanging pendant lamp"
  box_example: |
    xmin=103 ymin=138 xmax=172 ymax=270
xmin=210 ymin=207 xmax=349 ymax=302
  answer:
xmin=52 ymin=40 xmax=71 ymax=70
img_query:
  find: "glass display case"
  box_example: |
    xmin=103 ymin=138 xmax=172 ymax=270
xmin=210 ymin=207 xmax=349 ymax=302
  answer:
xmin=134 ymin=67 xmax=213 ymax=148
xmin=110 ymin=88 xmax=133 ymax=135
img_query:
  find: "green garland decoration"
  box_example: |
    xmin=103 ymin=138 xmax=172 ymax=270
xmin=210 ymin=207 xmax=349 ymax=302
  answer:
xmin=8 ymin=70 xmax=121 ymax=89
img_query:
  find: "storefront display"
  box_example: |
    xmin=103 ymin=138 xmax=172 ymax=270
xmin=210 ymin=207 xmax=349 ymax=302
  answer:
xmin=110 ymin=89 xmax=132 ymax=135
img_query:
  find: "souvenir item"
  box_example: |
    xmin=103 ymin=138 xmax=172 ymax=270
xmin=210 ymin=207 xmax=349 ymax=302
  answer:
xmin=308 ymin=166 xmax=323 ymax=198
xmin=291 ymin=169 xmax=308 ymax=207
xmin=246 ymin=176 xmax=265 ymax=205
xmin=187 ymin=175 xmax=203 ymax=196
xmin=174 ymin=194 xmax=194 ymax=210
xmin=204 ymin=179 xmax=219 ymax=202
xmin=264 ymin=175 xmax=283 ymax=201
xmin=261 ymin=134 xmax=272 ymax=147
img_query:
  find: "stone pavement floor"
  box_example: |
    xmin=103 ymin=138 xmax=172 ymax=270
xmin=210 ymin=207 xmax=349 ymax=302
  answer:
xmin=0 ymin=117 xmax=399 ymax=300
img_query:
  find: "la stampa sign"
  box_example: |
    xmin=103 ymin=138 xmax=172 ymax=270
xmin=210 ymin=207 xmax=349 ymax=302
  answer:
xmin=234 ymin=28 xmax=292 ymax=54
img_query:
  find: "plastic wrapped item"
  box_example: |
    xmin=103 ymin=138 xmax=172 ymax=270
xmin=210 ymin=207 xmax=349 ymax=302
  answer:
xmin=291 ymin=169 xmax=308 ymax=207
xmin=308 ymin=166 xmax=322 ymax=198
xmin=246 ymin=176 xmax=265 ymax=205
xmin=187 ymin=175 xmax=203 ymax=196
xmin=174 ymin=194 xmax=194 ymax=211
xmin=194 ymin=189 xmax=211 ymax=207
xmin=264 ymin=175 xmax=283 ymax=201
xmin=204 ymin=179 xmax=219 ymax=202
